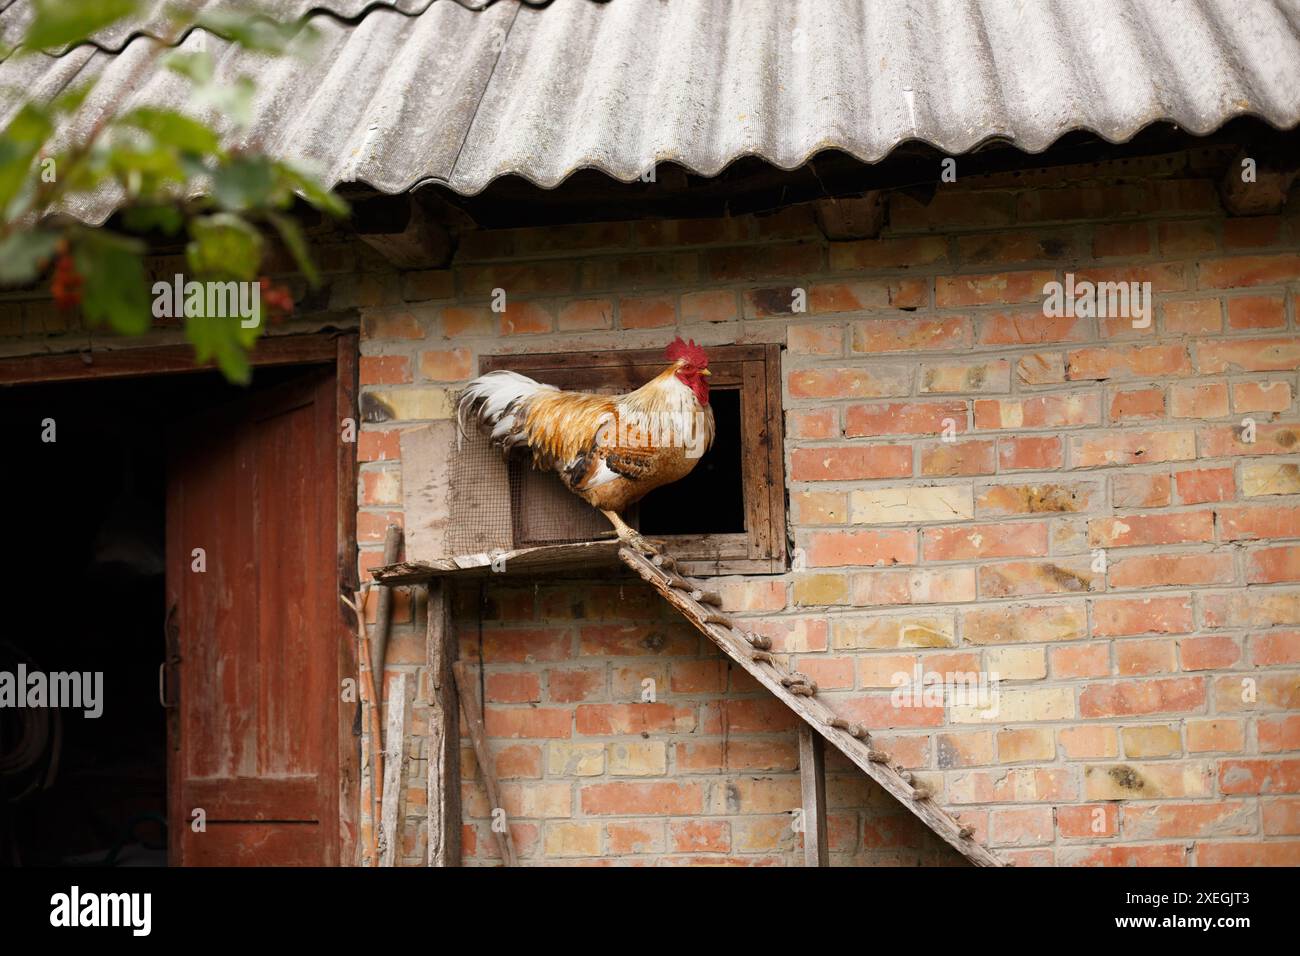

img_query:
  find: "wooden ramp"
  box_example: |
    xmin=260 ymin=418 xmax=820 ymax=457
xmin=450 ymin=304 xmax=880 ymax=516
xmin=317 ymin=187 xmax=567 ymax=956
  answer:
xmin=618 ymin=546 xmax=1005 ymax=868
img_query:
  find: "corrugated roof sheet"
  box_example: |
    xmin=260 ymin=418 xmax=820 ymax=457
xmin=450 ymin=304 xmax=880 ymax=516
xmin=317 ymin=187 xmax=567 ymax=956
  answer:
xmin=2 ymin=0 xmax=1298 ymax=224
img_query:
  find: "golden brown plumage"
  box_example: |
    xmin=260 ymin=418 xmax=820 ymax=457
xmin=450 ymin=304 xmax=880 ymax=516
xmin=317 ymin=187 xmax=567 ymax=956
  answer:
xmin=458 ymin=338 xmax=716 ymax=549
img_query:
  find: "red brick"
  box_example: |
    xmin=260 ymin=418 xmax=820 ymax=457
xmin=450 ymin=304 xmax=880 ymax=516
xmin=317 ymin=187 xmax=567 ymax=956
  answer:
xmin=1070 ymin=430 xmax=1195 ymax=467
xmin=1227 ymin=294 xmax=1286 ymax=330
xmin=1198 ymin=842 xmax=1300 ymax=867
xmin=1058 ymin=804 xmax=1118 ymax=838
xmin=581 ymin=782 xmax=704 ymax=815
xmin=806 ymin=530 xmax=917 ymax=567
xmin=1175 ymin=467 xmax=1235 ymax=504
xmin=1181 ymin=635 xmax=1242 ymax=671
xmin=1066 ymin=345 xmax=1191 ymax=380
xmin=1123 ymin=802 xmax=1255 ymax=839
xmin=1247 ymin=546 xmax=1300 ymax=583
xmin=360 ymin=355 xmax=412 ymax=385
xmin=1220 ymin=504 xmax=1300 ymax=541
xmin=1087 ymin=510 xmax=1214 ymax=547
xmin=977 ymin=312 xmax=1087 ymax=345
xmin=919 ymin=440 xmax=997 ymax=476
xmin=1078 ymin=677 xmax=1206 ymax=717
xmin=486 ymin=672 xmax=542 ymax=704
xmin=1198 ymin=253 xmax=1300 ymax=288
xmin=1233 ymin=380 xmax=1292 ymax=413
xmin=557 ymin=298 xmax=613 ymax=331
xmin=1052 ymin=644 xmax=1110 ymax=680
xmin=1197 ymin=337 xmax=1300 ymax=373
xmin=1108 ymin=387 xmax=1165 ymax=421
xmin=483 ymin=707 xmax=572 ymax=738
xmin=998 ymin=436 xmax=1063 ymax=470
xmin=419 ymin=347 xmax=473 ymax=381
xmin=787 ymin=408 xmax=838 ymax=439
xmin=1169 ymin=382 xmax=1229 ymax=418
xmin=1111 ymin=473 xmax=1170 ymax=509
xmin=619 ymin=295 xmax=675 ymax=329
xmin=1219 ymin=758 xmax=1300 ymax=795
xmin=790 ymin=445 xmax=913 ymax=481
xmin=787 ymin=323 xmax=842 ymax=355
xmin=1253 ymin=631 xmax=1300 ymax=666
xmin=845 ymin=401 xmax=967 ymax=437
xmin=923 ymin=522 xmax=1048 ymax=560
xmin=1163 ymin=299 xmax=1220 ymax=335
xmin=669 ymin=820 xmax=730 ymax=853
xmin=499 ymin=300 xmax=554 ymax=335
xmin=575 ymin=703 xmax=695 ymax=736
xmin=680 ymin=289 xmax=737 ymax=324
xmin=1092 ymin=222 xmax=1150 ymax=257
xmin=1116 ymin=639 xmax=1176 ymax=676
xmin=974 ymin=392 xmax=1100 ymax=430
xmin=1260 ymin=715 xmax=1300 ymax=752
xmin=787 ymin=366 xmax=910 ymax=399
xmin=934 ymin=269 xmax=1055 ymax=307
xmin=358 ymin=429 xmax=401 ymax=462
xmin=850 ymin=317 xmax=972 ymax=353
xmin=363 ymin=310 xmax=424 ymax=339
xmin=1092 ymin=596 xmax=1194 ymax=636
xmin=1108 ymin=552 xmax=1235 ymax=589
xmin=829 ymin=235 xmax=948 ymax=270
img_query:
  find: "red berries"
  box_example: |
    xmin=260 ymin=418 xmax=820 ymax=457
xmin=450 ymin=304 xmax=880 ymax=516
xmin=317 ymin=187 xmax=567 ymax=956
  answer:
xmin=50 ymin=242 xmax=83 ymax=310
xmin=258 ymin=276 xmax=294 ymax=323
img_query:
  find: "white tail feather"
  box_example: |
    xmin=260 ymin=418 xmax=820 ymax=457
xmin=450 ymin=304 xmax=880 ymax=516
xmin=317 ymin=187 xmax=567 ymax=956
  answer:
xmin=457 ymin=370 xmax=556 ymax=445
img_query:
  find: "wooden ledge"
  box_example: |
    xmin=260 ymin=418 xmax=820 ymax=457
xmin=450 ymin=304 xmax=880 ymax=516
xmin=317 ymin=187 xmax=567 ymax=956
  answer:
xmin=371 ymin=540 xmax=623 ymax=584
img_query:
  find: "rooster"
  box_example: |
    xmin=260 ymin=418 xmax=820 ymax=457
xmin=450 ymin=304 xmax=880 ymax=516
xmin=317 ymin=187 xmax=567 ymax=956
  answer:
xmin=457 ymin=337 xmax=715 ymax=554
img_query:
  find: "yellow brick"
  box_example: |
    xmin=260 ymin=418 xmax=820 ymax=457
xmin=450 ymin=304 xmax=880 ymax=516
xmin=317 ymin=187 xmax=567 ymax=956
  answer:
xmin=997 ymin=727 xmax=1055 ymax=762
xmin=544 ymin=822 xmax=600 ymax=857
xmin=1242 ymin=462 xmax=1300 ymax=497
xmin=832 ymin=614 xmax=955 ymax=649
xmin=607 ymin=741 xmax=667 ymax=776
xmin=1122 ymin=725 xmax=1183 ymax=758
xmin=952 ymin=686 xmax=1074 ymax=723
xmin=365 ymin=387 xmax=454 ymax=421
xmin=986 ymin=646 xmax=1047 ymax=681
xmin=547 ymin=743 xmax=605 ymax=777
xmin=850 ymin=485 xmax=974 ymax=524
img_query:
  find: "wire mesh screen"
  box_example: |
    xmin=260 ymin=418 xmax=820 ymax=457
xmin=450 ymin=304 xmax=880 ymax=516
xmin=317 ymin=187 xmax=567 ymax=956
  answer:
xmin=446 ymin=426 xmax=512 ymax=555
xmin=447 ymin=425 xmax=613 ymax=553
xmin=509 ymin=458 xmax=615 ymax=546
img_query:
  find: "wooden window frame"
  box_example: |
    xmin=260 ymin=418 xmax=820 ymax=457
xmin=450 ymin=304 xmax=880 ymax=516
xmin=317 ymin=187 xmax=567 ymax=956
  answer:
xmin=479 ymin=343 xmax=786 ymax=576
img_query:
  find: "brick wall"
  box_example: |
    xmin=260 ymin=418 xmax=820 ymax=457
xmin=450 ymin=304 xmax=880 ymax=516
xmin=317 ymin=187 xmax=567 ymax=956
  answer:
xmin=359 ymin=154 xmax=1300 ymax=866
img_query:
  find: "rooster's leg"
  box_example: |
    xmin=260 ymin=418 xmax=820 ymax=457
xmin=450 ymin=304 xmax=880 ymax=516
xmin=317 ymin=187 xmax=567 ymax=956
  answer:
xmin=601 ymin=509 xmax=660 ymax=556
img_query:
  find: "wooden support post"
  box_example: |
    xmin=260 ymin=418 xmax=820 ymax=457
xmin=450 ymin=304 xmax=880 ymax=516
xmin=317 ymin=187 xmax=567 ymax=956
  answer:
xmin=425 ymin=580 xmax=461 ymax=866
xmin=798 ymin=724 xmax=829 ymax=867
xmin=379 ymin=671 xmax=409 ymax=867
xmin=452 ymin=661 xmax=518 ymax=867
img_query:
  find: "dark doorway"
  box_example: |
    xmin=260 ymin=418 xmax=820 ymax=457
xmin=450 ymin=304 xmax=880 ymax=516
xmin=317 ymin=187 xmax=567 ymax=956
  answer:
xmin=0 ymin=364 xmax=325 ymax=866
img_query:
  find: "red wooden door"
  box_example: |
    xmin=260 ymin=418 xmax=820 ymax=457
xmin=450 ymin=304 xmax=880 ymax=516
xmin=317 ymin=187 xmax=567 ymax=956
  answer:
xmin=165 ymin=371 xmax=341 ymax=865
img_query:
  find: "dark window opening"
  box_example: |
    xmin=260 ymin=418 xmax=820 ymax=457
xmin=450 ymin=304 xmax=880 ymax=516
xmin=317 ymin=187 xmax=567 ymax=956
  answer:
xmin=636 ymin=387 xmax=744 ymax=536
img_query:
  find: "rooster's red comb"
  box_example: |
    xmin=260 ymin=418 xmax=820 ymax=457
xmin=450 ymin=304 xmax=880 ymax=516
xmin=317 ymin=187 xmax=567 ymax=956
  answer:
xmin=666 ymin=336 xmax=709 ymax=367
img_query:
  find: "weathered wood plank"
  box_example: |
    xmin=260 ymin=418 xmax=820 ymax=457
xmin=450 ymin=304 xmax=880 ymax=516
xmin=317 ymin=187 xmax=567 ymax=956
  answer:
xmin=379 ymin=671 xmax=410 ymax=867
xmin=798 ymin=725 xmax=829 ymax=867
xmin=399 ymin=422 xmax=458 ymax=563
xmin=452 ymin=661 xmax=518 ymax=867
xmin=618 ymin=547 xmax=1003 ymax=867
xmin=374 ymin=540 xmax=623 ymax=584
xmin=425 ymin=581 xmax=461 ymax=867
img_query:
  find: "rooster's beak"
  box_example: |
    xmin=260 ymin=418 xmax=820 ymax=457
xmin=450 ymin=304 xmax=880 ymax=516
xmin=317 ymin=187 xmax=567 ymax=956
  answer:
xmin=701 ymin=368 xmax=711 ymax=377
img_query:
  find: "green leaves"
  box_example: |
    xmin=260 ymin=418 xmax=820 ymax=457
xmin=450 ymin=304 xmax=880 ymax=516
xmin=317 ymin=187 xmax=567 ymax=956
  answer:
xmin=0 ymin=230 xmax=58 ymax=283
xmin=0 ymin=2 xmax=347 ymax=384
xmin=72 ymin=231 xmax=150 ymax=335
xmin=21 ymin=0 xmax=141 ymax=52
xmin=119 ymin=107 xmax=221 ymax=156
xmin=186 ymin=213 xmax=263 ymax=280
xmin=0 ymin=104 xmax=52 ymax=215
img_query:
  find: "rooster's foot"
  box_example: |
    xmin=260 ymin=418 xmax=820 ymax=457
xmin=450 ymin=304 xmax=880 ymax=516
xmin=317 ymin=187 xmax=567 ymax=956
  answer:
xmin=619 ymin=529 xmax=663 ymax=556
